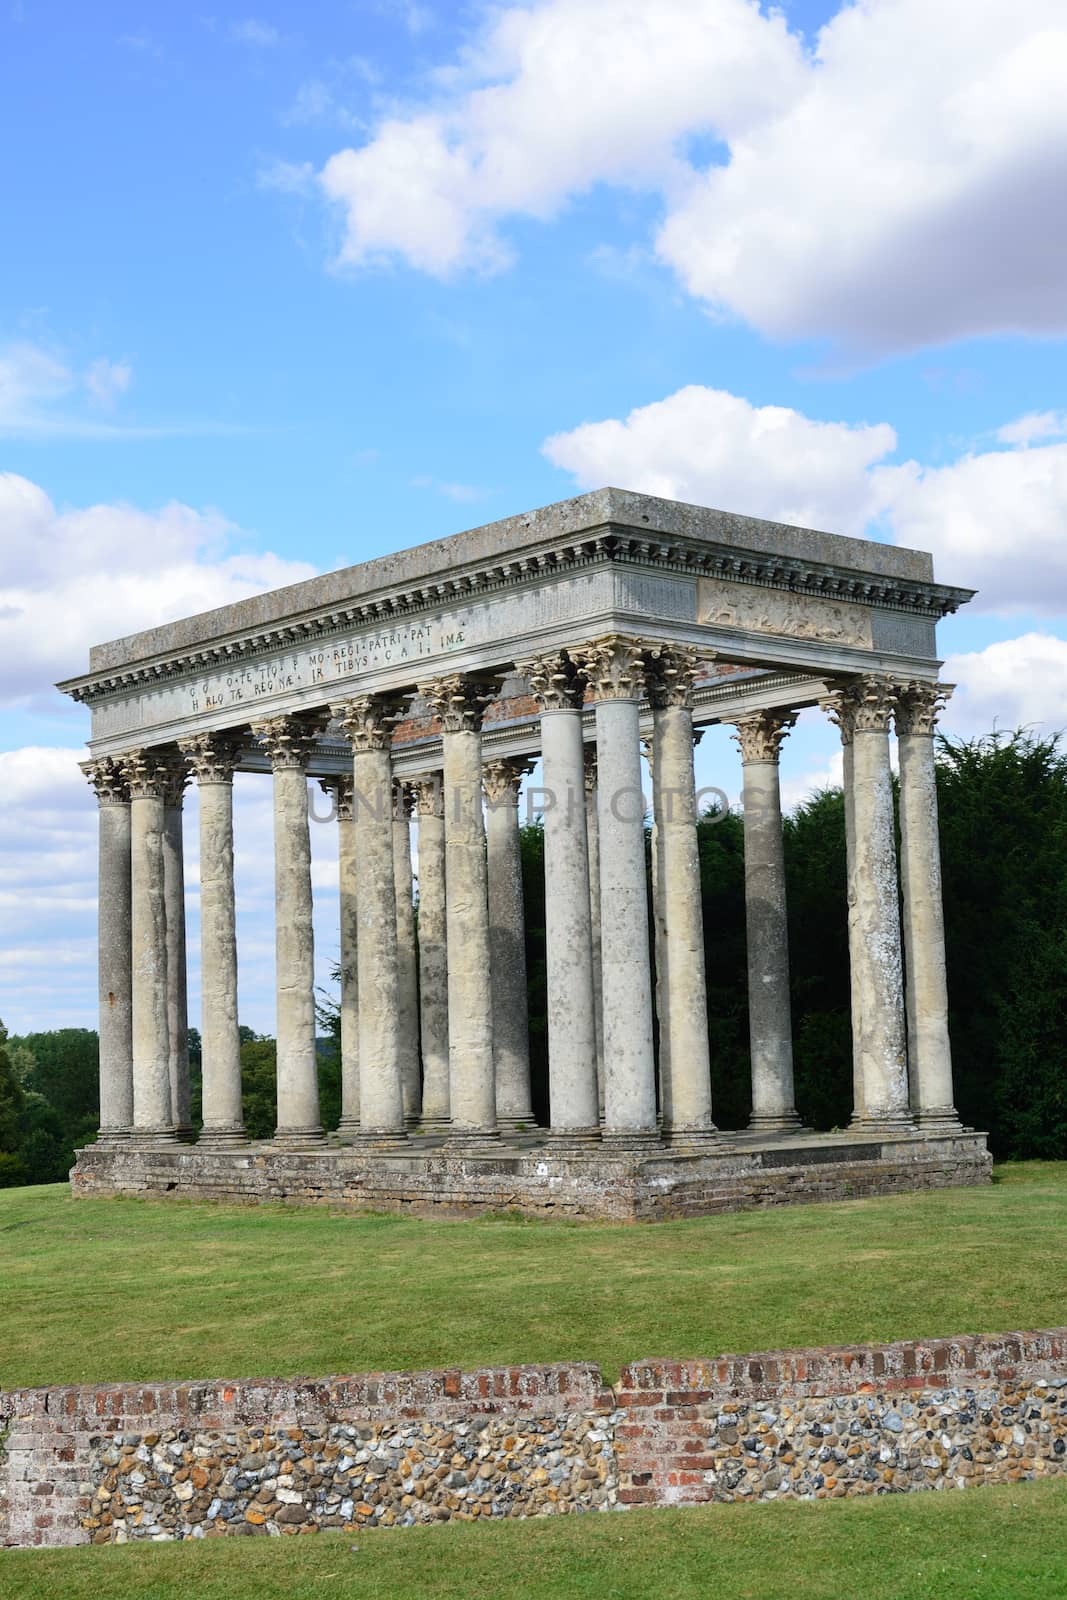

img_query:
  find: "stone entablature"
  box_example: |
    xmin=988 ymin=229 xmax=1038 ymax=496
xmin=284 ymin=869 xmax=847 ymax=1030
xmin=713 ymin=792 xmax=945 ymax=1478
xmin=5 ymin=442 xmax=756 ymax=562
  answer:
xmin=4 ymin=1328 xmax=1065 ymax=1548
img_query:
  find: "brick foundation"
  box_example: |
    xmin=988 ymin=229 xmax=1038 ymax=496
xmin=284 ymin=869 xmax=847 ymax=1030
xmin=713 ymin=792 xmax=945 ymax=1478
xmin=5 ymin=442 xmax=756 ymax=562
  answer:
xmin=4 ymin=1329 xmax=1067 ymax=1549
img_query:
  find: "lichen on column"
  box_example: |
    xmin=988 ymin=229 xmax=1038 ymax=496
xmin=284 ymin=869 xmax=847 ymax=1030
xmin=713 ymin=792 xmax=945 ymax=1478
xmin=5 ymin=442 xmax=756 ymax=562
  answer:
xmin=120 ymin=746 xmax=178 ymax=1141
xmin=483 ymin=756 xmax=537 ymax=1131
xmin=82 ymin=757 xmax=133 ymax=1141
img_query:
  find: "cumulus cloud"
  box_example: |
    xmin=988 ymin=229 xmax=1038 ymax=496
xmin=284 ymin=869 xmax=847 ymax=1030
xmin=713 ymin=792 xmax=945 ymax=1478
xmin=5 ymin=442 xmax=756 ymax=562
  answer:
xmin=942 ymin=633 xmax=1067 ymax=737
xmin=0 ymin=473 xmax=316 ymax=710
xmin=543 ymin=385 xmax=896 ymax=535
xmin=544 ymin=383 xmax=1067 ymax=609
xmin=312 ymin=0 xmax=1067 ymax=350
xmin=319 ymin=0 xmax=802 ymax=277
xmin=996 ymin=411 xmax=1067 ymax=447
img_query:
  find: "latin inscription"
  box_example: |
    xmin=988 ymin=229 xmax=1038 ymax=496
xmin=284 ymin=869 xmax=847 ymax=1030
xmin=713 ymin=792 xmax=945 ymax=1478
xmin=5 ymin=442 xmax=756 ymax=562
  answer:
xmin=188 ymin=622 xmax=466 ymax=714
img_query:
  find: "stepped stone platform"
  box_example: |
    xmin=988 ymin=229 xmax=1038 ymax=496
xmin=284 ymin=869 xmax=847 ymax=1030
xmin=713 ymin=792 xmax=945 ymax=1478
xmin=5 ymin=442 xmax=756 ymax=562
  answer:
xmin=71 ymin=1127 xmax=991 ymax=1221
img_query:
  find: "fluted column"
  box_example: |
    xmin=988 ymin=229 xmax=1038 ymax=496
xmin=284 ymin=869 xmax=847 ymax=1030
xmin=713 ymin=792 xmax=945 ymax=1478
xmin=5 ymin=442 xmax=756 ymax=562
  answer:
xmin=824 ymin=678 xmax=910 ymax=1131
xmin=578 ymin=636 xmax=658 ymax=1144
xmin=483 ymin=758 xmax=536 ymax=1131
xmin=521 ymin=652 xmax=599 ymax=1141
xmin=583 ymin=748 xmax=605 ymax=1119
xmin=333 ymin=696 xmax=408 ymax=1144
xmin=83 ymin=758 xmax=133 ymax=1140
xmin=421 ymin=674 xmax=498 ymax=1139
xmin=393 ymin=781 xmax=422 ymax=1124
xmin=647 ymin=647 xmax=716 ymax=1145
xmin=412 ymin=774 xmax=449 ymax=1129
xmin=162 ymin=761 xmax=192 ymax=1141
xmin=180 ymin=733 xmax=245 ymax=1145
xmin=121 ymin=748 xmax=176 ymax=1140
xmin=731 ymin=709 xmax=802 ymax=1133
xmin=896 ymin=681 xmax=961 ymax=1131
xmin=252 ymin=713 xmax=325 ymax=1145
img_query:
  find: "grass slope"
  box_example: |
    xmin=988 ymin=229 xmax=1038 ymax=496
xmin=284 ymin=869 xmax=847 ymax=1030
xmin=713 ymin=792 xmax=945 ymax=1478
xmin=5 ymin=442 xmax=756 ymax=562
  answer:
xmin=1 ymin=1163 xmax=1065 ymax=1390
xmin=3 ymin=1481 xmax=1067 ymax=1599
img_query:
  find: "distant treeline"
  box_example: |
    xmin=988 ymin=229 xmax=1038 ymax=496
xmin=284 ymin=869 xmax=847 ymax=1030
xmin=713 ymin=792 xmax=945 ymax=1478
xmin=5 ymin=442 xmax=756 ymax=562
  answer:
xmin=2 ymin=729 xmax=1064 ymax=1186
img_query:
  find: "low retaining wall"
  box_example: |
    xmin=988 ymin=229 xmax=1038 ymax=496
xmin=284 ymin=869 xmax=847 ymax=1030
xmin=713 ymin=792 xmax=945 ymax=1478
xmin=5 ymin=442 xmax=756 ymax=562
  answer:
xmin=3 ymin=1330 xmax=1066 ymax=1548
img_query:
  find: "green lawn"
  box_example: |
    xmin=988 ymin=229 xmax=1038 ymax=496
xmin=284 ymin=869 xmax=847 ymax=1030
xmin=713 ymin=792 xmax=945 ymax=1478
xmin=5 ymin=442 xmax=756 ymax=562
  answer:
xmin=3 ymin=1480 xmax=1067 ymax=1600
xmin=1 ymin=1163 xmax=1065 ymax=1389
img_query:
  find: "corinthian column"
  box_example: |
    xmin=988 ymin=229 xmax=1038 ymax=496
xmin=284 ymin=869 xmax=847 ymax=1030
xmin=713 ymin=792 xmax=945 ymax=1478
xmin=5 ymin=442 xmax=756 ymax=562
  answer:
xmin=412 ymin=774 xmax=449 ymax=1128
xmin=319 ymin=775 xmax=359 ymax=1139
xmin=121 ymin=747 xmax=176 ymax=1141
xmin=823 ymin=678 xmax=910 ymax=1131
xmin=421 ymin=674 xmax=498 ymax=1139
xmin=578 ymin=636 xmax=658 ymax=1144
xmin=162 ymin=760 xmax=192 ymax=1141
xmin=483 ymin=758 xmax=536 ymax=1131
xmin=647 ymin=647 xmax=716 ymax=1146
xmin=584 ymin=747 xmax=605 ymax=1118
xmin=333 ymin=696 xmax=408 ymax=1144
xmin=252 ymin=713 xmax=326 ymax=1145
xmin=730 ymin=709 xmax=802 ymax=1133
xmin=393 ymin=781 xmax=422 ymax=1123
xmin=895 ymin=681 xmax=961 ymax=1130
xmin=180 ymin=733 xmax=245 ymax=1145
xmin=519 ymin=650 xmax=599 ymax=1141
xmin=82 ymin=757 xmax=133 ymax=1140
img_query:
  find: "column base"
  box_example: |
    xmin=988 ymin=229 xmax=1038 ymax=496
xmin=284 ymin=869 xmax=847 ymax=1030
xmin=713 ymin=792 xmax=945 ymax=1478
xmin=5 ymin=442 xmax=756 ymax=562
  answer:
xmin=746 ymin=1111 xmax=807 ymax=1135
xmin=197 ymin=1126 xmax=247 ymax=1148
xmin=914 ymin=1107 xmax=963 ymax=1133
xmin=273 ymin=1126 xmax=327 ymax=1147
xmin=335 ymin=1117 xmax=361 ymax=1144
xmin=95 ymin=1127 xmax=131 ymax=1143
xmin=849 ymin=1111 xmax=916 ymax=1135
xmin=601 ymin=1128 xmax=662 ymax=1151
xmin=355 ymin=1128 xmax=409 ymax=1150
xmin=497 ymin=1114 xmax=538 ymax=1134
xmin=545 ymin=1126 xmax=602 ymax=1150
xmin=414 ymin=1116 xmax=452 ymax=1136
xmin=130 ymin=1126 xmax=181 ymax=1144
xmin=662 ymin=1125 xmax=720 ymax=1150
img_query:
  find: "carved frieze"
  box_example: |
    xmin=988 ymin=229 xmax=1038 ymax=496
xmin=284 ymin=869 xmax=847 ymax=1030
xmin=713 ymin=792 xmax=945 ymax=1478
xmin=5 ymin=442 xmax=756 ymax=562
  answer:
xmin=698 ymin=579 xmax=873 ymax=649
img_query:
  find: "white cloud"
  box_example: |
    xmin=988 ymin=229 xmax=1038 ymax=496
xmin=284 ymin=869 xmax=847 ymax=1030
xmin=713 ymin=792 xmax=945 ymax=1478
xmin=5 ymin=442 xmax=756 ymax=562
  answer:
xmin=231 ymin=18 xmax=280 ymax=47
xmin=319 ymin=0 xmax=802 ymax=277
xmin=545 ymin=382 xmax=1067 ymax=609
xmin=311 ymin=0 xmax=1067 ymax=350
xmin=85 ymin=357 xmax=132 ymax=409
xmin=869 ymin=441 xmax=1067 ymax=609
xmin=942 ymin=633 xmax=1067 ymax=737
xmin=544 ymin=385 xmax=895 ymax=535
xmin=0 ymin=473 xmax=316 ymax=710
xmin=996 ymin=411 xmax=1067 ymax=447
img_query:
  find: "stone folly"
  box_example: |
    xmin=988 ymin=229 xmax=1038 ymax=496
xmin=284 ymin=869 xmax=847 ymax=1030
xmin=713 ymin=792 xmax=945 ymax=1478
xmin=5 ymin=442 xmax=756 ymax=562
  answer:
xmin=60 ymin=489 xmax=990 ymax=1217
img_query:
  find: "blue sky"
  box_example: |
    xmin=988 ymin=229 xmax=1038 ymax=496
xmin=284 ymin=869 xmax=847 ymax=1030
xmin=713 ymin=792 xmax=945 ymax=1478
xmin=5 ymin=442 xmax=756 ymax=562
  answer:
xmin=2 ymin=0 xmax=1066 ymax=1034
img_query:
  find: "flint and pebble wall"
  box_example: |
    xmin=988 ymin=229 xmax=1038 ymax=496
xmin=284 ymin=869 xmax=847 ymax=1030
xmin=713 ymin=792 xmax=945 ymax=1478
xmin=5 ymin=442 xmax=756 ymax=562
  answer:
xmin=3 ymin=1331 xmax=1067 ymax=1549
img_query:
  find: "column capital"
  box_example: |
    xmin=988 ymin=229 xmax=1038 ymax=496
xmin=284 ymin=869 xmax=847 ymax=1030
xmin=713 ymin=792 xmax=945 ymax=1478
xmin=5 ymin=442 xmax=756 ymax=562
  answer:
xmin=483 ymin=757 xmax=534 ymax=806
xmin=120 ymin=746 xmax=178 ymax=800
xmin=420 ymin=672 xmax=497 ymax=733
xmin=583 ymin=745 xmax=598 ymax=793
xmin=393 ymin=778 xmax=416 ymax=820
xmin=730 ymin=708 xmax=798 ymax=765
xmin=81 ymin=755 xmax=130 ymax=805
xmin=644 ymin=644 xmax=708 ymax=710
xmin=179 ymin=731 xmax=244 ymax=786
xmin=319 ymin=773 xmax=354 ymax=820
xmin=251 ymin=711 xmax=327 ymax=770
xmin=410 ymin=772 xmax=444 ymax=818
xmin=895 ymin=680 xmax=953 ymax=737
xmin=821 ymin=673 xmax=897 ymax=741
xmin=331 ymin=694 xmax=403 ymax=752
xmin=576 ymin=634 xmax=647 ymax=702
xmin=516 ymin=650 xmax=586 ymax=711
